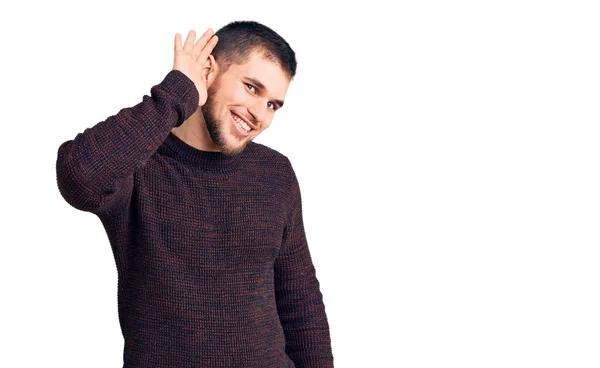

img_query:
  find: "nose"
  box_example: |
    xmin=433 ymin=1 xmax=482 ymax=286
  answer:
xmin=247 ymin=99 xmax=268 ymax=125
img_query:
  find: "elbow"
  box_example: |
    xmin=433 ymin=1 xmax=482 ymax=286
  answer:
xmin=55 ymin=140 xmax=101 ymax=213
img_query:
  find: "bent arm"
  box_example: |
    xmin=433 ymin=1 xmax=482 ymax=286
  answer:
xmin=55 ymin=70 xmax=198 ymax=215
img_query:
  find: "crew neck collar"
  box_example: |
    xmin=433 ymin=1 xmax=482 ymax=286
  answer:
xmin=161 ymin=131 xmax=248 ymax=172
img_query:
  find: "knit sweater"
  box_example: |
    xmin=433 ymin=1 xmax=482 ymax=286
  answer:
xmin=55 ymin=70 xmax=333 ymax=368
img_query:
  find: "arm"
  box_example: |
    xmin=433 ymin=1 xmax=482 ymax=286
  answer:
xmin=56 ymin=29 xmax=218 ymax=215
xmin=274 ymin=161 xmax=334 ymax=368
xmin=55 ymin=70 xmax=198 ymax=215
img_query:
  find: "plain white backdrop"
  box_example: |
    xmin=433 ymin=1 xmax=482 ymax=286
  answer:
xmin=1 ymin=0 xmax=599 ymax=367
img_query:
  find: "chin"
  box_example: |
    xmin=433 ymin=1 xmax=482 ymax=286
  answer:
xmin=220 ymin=131 xmax=253 ymax=156
xmin=220 ymin=141 xmax=248 ymax=156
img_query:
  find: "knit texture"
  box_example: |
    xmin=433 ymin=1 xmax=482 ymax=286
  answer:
xmin=55 ymin=70 xmax=333 ymax=368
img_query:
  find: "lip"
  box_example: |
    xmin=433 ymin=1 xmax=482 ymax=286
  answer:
xmin=231 ymin=111 xmax=257 ymax=130
xmin=231 ymin=111 xmax=251 ymax=137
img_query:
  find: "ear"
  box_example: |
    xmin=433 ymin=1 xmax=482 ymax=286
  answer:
xmin=204 ymin=54 xmax=219 ymax=88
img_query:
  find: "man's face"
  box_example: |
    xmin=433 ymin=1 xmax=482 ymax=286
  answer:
xmin=201 ymin=51 xmax=291 ymax=155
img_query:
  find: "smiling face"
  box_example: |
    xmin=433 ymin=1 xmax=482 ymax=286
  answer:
xmin=201 ymin=50 xmax=291 ymax=155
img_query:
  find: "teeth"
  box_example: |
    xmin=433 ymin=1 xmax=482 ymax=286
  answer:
xmin=232 ymin=113 xmax=251 ymax=132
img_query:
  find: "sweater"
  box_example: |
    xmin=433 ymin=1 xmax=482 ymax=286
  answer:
xmin=55 ymin=70 xmax=334 ymax=368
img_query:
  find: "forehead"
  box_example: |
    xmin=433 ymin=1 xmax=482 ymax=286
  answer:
xmin=224 ymin=51 xmax=290 ymax=98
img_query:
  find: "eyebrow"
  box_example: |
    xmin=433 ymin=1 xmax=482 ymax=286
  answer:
xmin=246 ymin=77 xmax=285 ymax=108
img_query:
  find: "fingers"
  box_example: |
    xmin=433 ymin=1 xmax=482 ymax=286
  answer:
xmin=174 ymin=33 xmax=182 ymax=52
xmin=192 ymin=28 xmax=216 ymax=60
xmin=175 ymin=28 xmax=218 ymax=62
xmin=192 ymin=34 xmax=218 ymax=62
xmin=200 ymin=34 xmax=219 ymax=60
xmin=183 ymin=30 xmax=196 ymax=53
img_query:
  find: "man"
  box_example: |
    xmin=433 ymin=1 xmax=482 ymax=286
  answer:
xmin=56 ymin=21 xmax=333 ymax=368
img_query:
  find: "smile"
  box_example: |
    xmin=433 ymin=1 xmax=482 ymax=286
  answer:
xmin=231 ymin=112 xmax=252 ymax=136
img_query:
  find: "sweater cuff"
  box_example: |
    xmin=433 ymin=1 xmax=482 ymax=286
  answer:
xmin=157 ymin=69 xmax=200 ymax=123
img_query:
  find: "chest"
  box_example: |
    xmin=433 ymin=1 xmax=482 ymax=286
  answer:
xmin=133 ymin=163 xmax=289 ymax=267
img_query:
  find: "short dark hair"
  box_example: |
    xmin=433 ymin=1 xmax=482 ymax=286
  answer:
xmin=213 ymin=21 xmax=297 ymax=80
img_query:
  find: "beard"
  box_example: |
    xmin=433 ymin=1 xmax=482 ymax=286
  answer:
xmin=201 ymin=84 xmax=252 ymax=156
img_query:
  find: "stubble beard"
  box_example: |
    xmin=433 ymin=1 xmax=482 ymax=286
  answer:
xmin=201 ymin=87 xmax=251 ymax=156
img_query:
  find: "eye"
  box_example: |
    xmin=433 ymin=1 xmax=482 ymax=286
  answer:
xmin=245 ymin=83 xmax=256 ymax=93
xmin=267 ymin=101 xmax=275 ymax=110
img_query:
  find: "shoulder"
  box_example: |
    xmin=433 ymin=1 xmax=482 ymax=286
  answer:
xmin=243 ymin=142 xmax=298 ymax=197
xmin=244 ymin=141 xmax=293 ymax=169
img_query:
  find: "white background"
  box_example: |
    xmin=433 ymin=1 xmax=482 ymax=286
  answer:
xmin=1 ymin=0 xmax=599 ymax=367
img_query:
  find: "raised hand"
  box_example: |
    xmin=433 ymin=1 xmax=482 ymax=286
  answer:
xmin=173 ymin=29 xmax=219 ymax=106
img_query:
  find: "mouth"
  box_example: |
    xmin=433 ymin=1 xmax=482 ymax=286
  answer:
xmin=231 ymin=111 xmax=253 ymax=137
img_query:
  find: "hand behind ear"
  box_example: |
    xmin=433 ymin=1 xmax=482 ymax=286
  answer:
xmin=204 ymin=54 xmax=219 ymax=91
xmin=173 ymin=29 xmax=219 ymax=106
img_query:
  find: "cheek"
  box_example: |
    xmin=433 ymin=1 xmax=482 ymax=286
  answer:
xmin=231 ymin=88 xmax=252 ymax=105
xmin=262 ymin=118 xmax=274 ymax=130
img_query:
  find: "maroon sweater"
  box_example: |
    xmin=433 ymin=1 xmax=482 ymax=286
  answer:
xmin=55 ymin=70 xmax=333 ymax=368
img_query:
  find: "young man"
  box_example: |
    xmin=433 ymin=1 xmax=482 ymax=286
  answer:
xmin=56 ymin=21 xmax=333 ymax=368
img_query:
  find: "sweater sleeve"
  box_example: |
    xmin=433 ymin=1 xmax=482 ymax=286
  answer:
xmin=274 ymin=160 xmax=334 ymax=368
xmin=55 ymin=70 xmax=199 ymax=215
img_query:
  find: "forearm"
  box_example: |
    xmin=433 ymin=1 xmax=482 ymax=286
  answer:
xmin=55 ymin=70 xmax=198 ymax=213
xmin=275 ymin=255 xmax=334 ymax=368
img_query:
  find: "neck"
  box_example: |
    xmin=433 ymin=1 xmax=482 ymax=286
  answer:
xmin=171 ymin=107 xmax=221 ymax=152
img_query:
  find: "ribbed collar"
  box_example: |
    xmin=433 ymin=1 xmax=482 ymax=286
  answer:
xmin=161 ymin=131 xmax=248 ymax=173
